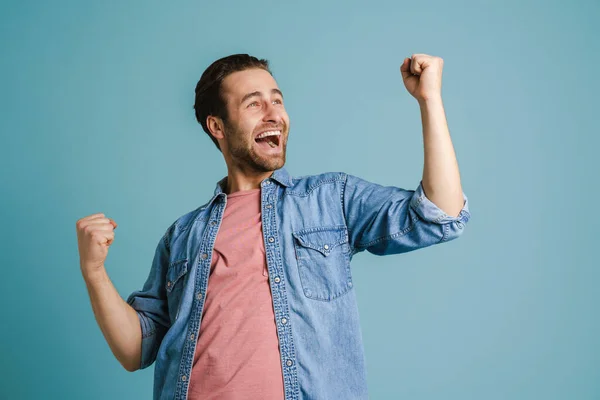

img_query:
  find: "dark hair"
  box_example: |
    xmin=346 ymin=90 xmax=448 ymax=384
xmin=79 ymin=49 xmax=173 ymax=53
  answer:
xmin=194 ymin=54 xmax=272 ymax=151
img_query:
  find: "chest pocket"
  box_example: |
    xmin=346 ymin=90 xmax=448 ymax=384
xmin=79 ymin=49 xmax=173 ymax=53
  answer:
xmin=165 ymin=258 xmax=189 ymax=321
xmin=292 ymin=226 xmax=353 ymax=301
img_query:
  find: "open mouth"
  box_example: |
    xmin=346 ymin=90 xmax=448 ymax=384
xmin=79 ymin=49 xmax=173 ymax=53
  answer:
xmin=254 ymin=130 xmax=281 ymax=150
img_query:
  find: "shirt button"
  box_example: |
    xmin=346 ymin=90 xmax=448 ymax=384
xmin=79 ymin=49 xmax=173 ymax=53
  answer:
xmin=274 ymin=277 xmax=281 ymax=283
xmin=268 ymin=237 xmax=274 ymax=243
xmin=266 ymin=204 xmax=272 ymax=209
xmin=286 ymin=360 xmax=293 ymax=366
xmin=201 ymin=253 xmax=208 ymax=259
xmin=323 ymin=244 xmax=329 ymax=250
xmin=210 ymin=220 xmax=217 ymax=226
xmin=181 ymin=375 xmax=187 ymax=381
xmin=167 ymin=281 xmax=172 ymax=287
xmin=281 ymin=318 xmax=287 ymax=324
xmin=197 ymin=292 xmax=203 ymax=300
xmin=189 ymin=333 xmax=195 ymax=340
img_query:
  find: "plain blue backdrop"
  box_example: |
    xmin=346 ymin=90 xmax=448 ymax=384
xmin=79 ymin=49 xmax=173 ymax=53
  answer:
xmin=1 ymin=0 xmax=598 ymax=398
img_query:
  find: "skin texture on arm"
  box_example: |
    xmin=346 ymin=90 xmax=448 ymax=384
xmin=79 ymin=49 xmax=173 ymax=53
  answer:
xmin=77 ymin=214 xmax=143 ymax=372
xmin=419 ymin=96 xmax=464 ymax=217
xmin=401 ymin=54 xmax=465 ymax=217
xmin=83 ymin=267 xmax=143 ymax=372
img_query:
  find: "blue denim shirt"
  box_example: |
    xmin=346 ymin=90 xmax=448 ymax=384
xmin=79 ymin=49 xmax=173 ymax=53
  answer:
xmin=126 ymin=167 xmax=471 ymax=400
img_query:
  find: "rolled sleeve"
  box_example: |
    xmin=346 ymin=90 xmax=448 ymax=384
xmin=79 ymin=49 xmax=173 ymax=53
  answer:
xmin=125 ymin=233 xmax=171 ymax=370
xmin=343 ymin=174 xmax=471 ymax=255
xmin=410 ymin=180 xmax=470 ymax=225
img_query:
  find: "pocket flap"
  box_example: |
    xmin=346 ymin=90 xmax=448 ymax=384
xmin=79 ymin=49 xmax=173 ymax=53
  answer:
xmin=166 ymin=259 xmax=188 ymax=293
xmin=292 ymin=226 xmax=348 ymax=257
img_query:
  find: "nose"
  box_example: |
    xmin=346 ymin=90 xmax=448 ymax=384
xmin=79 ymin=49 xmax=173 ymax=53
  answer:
xmin=263 ymin=100 xmax=283 ymax=125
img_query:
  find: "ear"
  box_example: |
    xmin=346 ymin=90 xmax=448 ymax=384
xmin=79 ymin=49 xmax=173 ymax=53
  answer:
xmin=207 ymin=115 xmax=225 ymax=141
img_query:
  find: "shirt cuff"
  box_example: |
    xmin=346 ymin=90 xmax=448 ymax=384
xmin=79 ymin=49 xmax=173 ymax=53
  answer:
xmin=409 ymin=180 xmax=470 ymax=224
xmin=127 ymin=297 xmax=158 ymax=370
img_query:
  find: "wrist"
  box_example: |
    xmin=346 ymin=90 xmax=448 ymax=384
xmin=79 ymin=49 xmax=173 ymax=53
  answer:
xmin=81 ymin=265 xmax=109 ymax=285
xmin=418 ymin=95 xmax=443 ymax=108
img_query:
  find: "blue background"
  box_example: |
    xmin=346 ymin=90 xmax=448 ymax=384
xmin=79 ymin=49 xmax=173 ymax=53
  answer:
xmin=1 ymin=0 xmax=598 ymax=398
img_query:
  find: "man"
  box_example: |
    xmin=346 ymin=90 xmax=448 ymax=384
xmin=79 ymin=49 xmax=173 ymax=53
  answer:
xmin=76 ymin=53 xmax=470 ymax=400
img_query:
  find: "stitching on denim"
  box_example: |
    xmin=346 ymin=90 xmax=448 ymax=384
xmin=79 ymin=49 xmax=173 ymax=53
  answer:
xmin=142 ymin=327 xmax=156 ymax=339
xmin=355 ymin=213 xmax=420 ymax=249
xmin=267 ymin=184 xmax=300 ymax=396
xmin=162 ymin=232 xmax=170 ymax=252
xmin=166 ymin=207 xmax=212 ymax=252
xmin=166 ymin=259 xmax=189 ymax=291
xmin=292 ymin=226 xmax=348 ymax=255
xmin=163 ymin=221 xmax=178 ymax=251
xmin=177 ymin=201 xmax=225 ymax=398
xmin=285 ymin=176 xmax=344 ymax=197
xmin=441 ymin=222 xmax=449 ymax=242
xmin=411 ymin=192 xmax=461 ymax=224
xmin=340 ymin=173 xmax=357 ymax=256
xmin=293 ymin=224 xmax=347 ymax=235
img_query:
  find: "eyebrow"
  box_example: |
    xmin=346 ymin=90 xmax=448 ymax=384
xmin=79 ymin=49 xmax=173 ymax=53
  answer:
xmin=240 ymin=88 xmax=284 ymax=105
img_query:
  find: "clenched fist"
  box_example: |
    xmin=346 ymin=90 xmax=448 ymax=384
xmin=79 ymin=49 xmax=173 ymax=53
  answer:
xmin=76 ymin=213 xmax=118 ymax=279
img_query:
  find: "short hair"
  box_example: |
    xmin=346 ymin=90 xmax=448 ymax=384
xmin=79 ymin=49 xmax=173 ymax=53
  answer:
xmin=193 ymin=54 xmax=272 ymax=151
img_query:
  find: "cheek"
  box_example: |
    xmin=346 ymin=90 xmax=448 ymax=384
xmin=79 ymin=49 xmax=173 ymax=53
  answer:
xmin=234 ymin=113 xmax=253 ymax=128
xmin=229 ymin=117 xmax=255 ymax=142
xmin=282 ymin=112 xmax=290 ymax=127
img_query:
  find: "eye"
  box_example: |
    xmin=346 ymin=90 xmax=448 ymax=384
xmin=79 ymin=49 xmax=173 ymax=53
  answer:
xmin=247 ymin=101 xmax=259 ymax=108
xmin=273 ymin=99 xmax=283 ymax=105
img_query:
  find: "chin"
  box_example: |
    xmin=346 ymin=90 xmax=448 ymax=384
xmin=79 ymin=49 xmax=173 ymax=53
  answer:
xmin=254 ymin=155 xmax=285 ymax=172
xmin=262 ymin=159 xmax=285 ymax=171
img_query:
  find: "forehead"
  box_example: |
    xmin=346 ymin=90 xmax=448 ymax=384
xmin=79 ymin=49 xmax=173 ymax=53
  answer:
xmin=221 ymin=68 xmax=279 ymax=102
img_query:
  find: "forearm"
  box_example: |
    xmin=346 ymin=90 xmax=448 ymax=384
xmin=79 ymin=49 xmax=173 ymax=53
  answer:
xmin=83 ymin=267 xmax=142 ymax=372
xmin=418 ymin=96 xmax=464 ymax=217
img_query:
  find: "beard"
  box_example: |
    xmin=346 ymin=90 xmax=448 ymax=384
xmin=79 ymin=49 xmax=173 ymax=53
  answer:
xmin=223 ymin=118 xmax=287 ymax=173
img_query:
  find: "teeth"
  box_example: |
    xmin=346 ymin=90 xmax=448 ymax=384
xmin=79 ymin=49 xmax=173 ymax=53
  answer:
xmin=268 ymin=140 xmax=277 ymax=148
xmin=256 ymin=130 xmax=281 ymax=139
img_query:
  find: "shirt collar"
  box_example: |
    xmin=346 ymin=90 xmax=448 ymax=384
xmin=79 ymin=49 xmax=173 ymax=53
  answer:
xmin=208 ymin=166 xmax=293 ymax=205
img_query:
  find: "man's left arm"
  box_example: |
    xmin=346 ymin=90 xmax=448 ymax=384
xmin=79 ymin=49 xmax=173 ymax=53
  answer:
xmin=402 ymin=53 xmax=465 ymax=217
xmin=342 ymin=54 xmax=470 ymax=256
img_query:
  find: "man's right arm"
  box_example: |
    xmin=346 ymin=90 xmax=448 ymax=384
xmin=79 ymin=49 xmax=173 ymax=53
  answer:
xmin=77 ymin=214 xmax=171 ymax=372
xmin=83 ymin=267 xmax=142 ymax=372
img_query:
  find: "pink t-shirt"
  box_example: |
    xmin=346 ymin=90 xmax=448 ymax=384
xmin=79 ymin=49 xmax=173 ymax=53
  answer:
xmin=187 ymin=188 xmax=285 ymax=400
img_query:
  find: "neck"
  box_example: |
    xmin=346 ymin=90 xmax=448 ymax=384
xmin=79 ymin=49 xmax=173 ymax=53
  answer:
xmin=224 ymin=164 xmax=274 ymax=194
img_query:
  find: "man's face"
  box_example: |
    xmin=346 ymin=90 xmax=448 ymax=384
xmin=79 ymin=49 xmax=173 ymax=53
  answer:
xmin=218 ymin=68 xmax=290 ymax=173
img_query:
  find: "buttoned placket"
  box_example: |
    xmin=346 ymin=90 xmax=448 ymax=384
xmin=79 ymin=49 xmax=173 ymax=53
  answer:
xmin=176 ymin=177 xmax=300 ymax=399
xmin=260 ymin=178 xmax=299 ymax=399
xmin=177 ymin=194 xmax=227 ymax=399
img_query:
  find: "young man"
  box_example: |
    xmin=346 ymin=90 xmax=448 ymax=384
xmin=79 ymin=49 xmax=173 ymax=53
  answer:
xmin=76 ymin=53 xmax=470 ymax=400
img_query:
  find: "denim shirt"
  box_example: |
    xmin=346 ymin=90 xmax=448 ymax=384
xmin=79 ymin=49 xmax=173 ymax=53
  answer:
xmin=126 ymin=167 xmax=471 ymax=400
